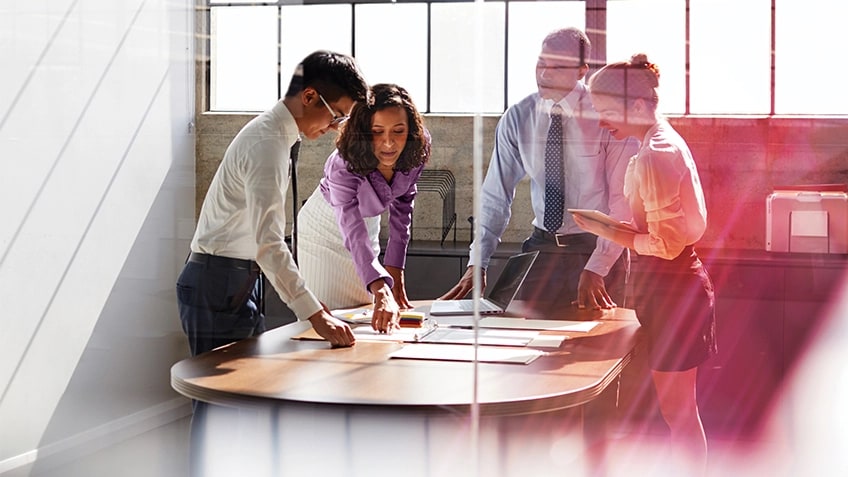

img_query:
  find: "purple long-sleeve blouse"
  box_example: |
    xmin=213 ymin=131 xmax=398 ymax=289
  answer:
xmin=319 ymin=149 xmax=425 ymax=290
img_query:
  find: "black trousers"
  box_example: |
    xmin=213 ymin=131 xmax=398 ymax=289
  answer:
xmin=175 ymin=253 xmax=266 ymax=477
xmin=175 ymin=253 xmax=265 ymax=357
xmin=517 ymin=229 xmax=629 ymax=319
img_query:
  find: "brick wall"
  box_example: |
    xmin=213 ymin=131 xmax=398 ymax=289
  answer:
xmin=195 ymin=113 xmax=848 ymax=251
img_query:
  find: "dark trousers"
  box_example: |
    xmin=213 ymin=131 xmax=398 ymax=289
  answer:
xmin=175 ymin=253 xmax=265 ymax=477
xmin=518 ymin=229 xmax=629 ymax=319
xmin=176 ymin=255 xmax=265 ymax=357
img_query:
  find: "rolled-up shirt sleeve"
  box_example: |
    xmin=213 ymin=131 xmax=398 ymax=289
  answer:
xmin=631 ymin=147 xmax=690 ymax=260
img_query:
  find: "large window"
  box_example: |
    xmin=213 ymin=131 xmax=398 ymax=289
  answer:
xmin=206 ymin=0 xmax=847 ymax=116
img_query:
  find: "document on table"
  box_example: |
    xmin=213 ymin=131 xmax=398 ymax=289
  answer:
xmin=293 ymin=321 xmax=438 ymax=343
xmin=331 ymin=307 xmax=373 ymax=324
xmin=435 ymin=316 xmax=600 ymax=333
xmin=293 ymin=323 xmax=563 ymax=348
xmin=388 ymin=343 xmax=543 ymax=365
xmin=349 ymin=323 xmax=438 ymax=342
xmin=419 ymin=328 xmax=564 ymax=348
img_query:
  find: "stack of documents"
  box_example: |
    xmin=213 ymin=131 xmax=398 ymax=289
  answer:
xmin=332 ymin=308 xmax=427 ymax=327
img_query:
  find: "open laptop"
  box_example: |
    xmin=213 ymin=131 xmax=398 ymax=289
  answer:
xmin=429 ymin=251 xmax=539 ymax=316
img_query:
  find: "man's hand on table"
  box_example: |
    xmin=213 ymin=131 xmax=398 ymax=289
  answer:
xmin=574 ymin=270 xmax=617 ymax=310
xmin=308 ymin=310 xmax=356 ymax=347
xmin=439 ymin=266 xmax=487 ymax=300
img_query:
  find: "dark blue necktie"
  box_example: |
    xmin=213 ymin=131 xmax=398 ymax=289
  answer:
xmin=290 ymin=139 xmax=302 ymax=264
xmin=543 ymin=105 xmax=564 ymax=233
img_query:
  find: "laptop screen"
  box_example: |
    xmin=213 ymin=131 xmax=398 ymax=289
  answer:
xmin=485 ymin=251 xmax=539 ymax=309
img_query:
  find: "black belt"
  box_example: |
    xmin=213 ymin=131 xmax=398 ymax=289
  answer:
xmin=531 ymin=227 xmax=594 ymax=248
xmin=187 ymin=252 xmax=260 ymax=272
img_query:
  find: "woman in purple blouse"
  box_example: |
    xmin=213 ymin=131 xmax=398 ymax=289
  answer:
xmin=298 ymin=83 xmax=430 ymax=333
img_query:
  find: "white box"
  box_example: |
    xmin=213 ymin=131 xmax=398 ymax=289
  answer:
xmin=766 ymin=190 xmax=848 ymax=253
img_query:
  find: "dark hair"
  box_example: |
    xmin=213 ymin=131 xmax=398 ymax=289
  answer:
xmin=336 ymin=83 xmax=429 ymax=176
xmin=284 ymin=50 xmax=368 ymax=103
xmin=541 ymin=27 xmax=591 ymax=66
xmin=588 ymin=53 xmax=661 ymax=108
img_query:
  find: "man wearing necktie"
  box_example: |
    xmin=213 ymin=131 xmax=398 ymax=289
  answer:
xmin=441 ymin=27 xmax=638 ymax=317
xmin=176 ymin=51 xmax=367 ymax=355
xmin=175 ymin=50 xmax=368 ymax=477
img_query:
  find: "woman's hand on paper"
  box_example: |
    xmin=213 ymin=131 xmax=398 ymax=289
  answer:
xmin=369 ymin=279 xmax=400 ymax=333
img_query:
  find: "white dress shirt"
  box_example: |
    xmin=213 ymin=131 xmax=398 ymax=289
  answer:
xmin=191 ymin=101 xmax=321 ymax=321
xmin=470 ymin=82 xmax=639 ymax=276
xmin=627 ymin=120 xmax=708 ymax=260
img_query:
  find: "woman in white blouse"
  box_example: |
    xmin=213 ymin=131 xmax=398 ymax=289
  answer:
xmin=572 ymin=53 xmax=717 ymax=473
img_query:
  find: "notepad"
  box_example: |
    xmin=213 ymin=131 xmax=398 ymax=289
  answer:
xmin=331 ymin=307 xmax=373 ymax=324
xmin=332 ymin=308 xmax=427 ymax=327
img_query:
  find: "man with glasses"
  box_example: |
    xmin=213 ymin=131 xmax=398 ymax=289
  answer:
xmin=176 ymin=49 xmax=368 ymax=477
xmin=319 ymin=92 xmax=350 ymax=128
xmin=441 ymin=27 xmax=638 ymax=316
xmin=177 ymin=50 xmax=368 ymax=357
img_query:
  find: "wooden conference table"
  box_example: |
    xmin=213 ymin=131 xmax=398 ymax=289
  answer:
xmin=171 ymin=302 xmax=641 ymax=477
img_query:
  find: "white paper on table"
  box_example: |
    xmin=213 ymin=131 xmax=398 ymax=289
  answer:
xmin=481 ymin=317 xmax=600 ymax=332
xmin=332 ymin=308 xmax=373 ymax=324
xmin=350 ymin=321 xmax=438 ymax=342
xmin=435 ymin=316 xmax=599 ymax=333
xmin=388 ymin=343 xmax=543 ymax=365
xmin=420 ymin=328 xmax=556 ymax=347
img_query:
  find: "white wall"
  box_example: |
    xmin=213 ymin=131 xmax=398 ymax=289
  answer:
xmin=0 ymin=0 xmax=195 ymax=472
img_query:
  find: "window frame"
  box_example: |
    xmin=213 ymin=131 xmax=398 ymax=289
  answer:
xmin=200 ymin=0 xmax=842 ymax=117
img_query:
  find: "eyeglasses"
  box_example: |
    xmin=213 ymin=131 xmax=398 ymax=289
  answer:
xmin=318 ymin=94 xmax=349 ymax=127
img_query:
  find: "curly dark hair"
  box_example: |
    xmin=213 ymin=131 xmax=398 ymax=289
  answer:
xmin=336 ymin=83 xmax=430 ymax=176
